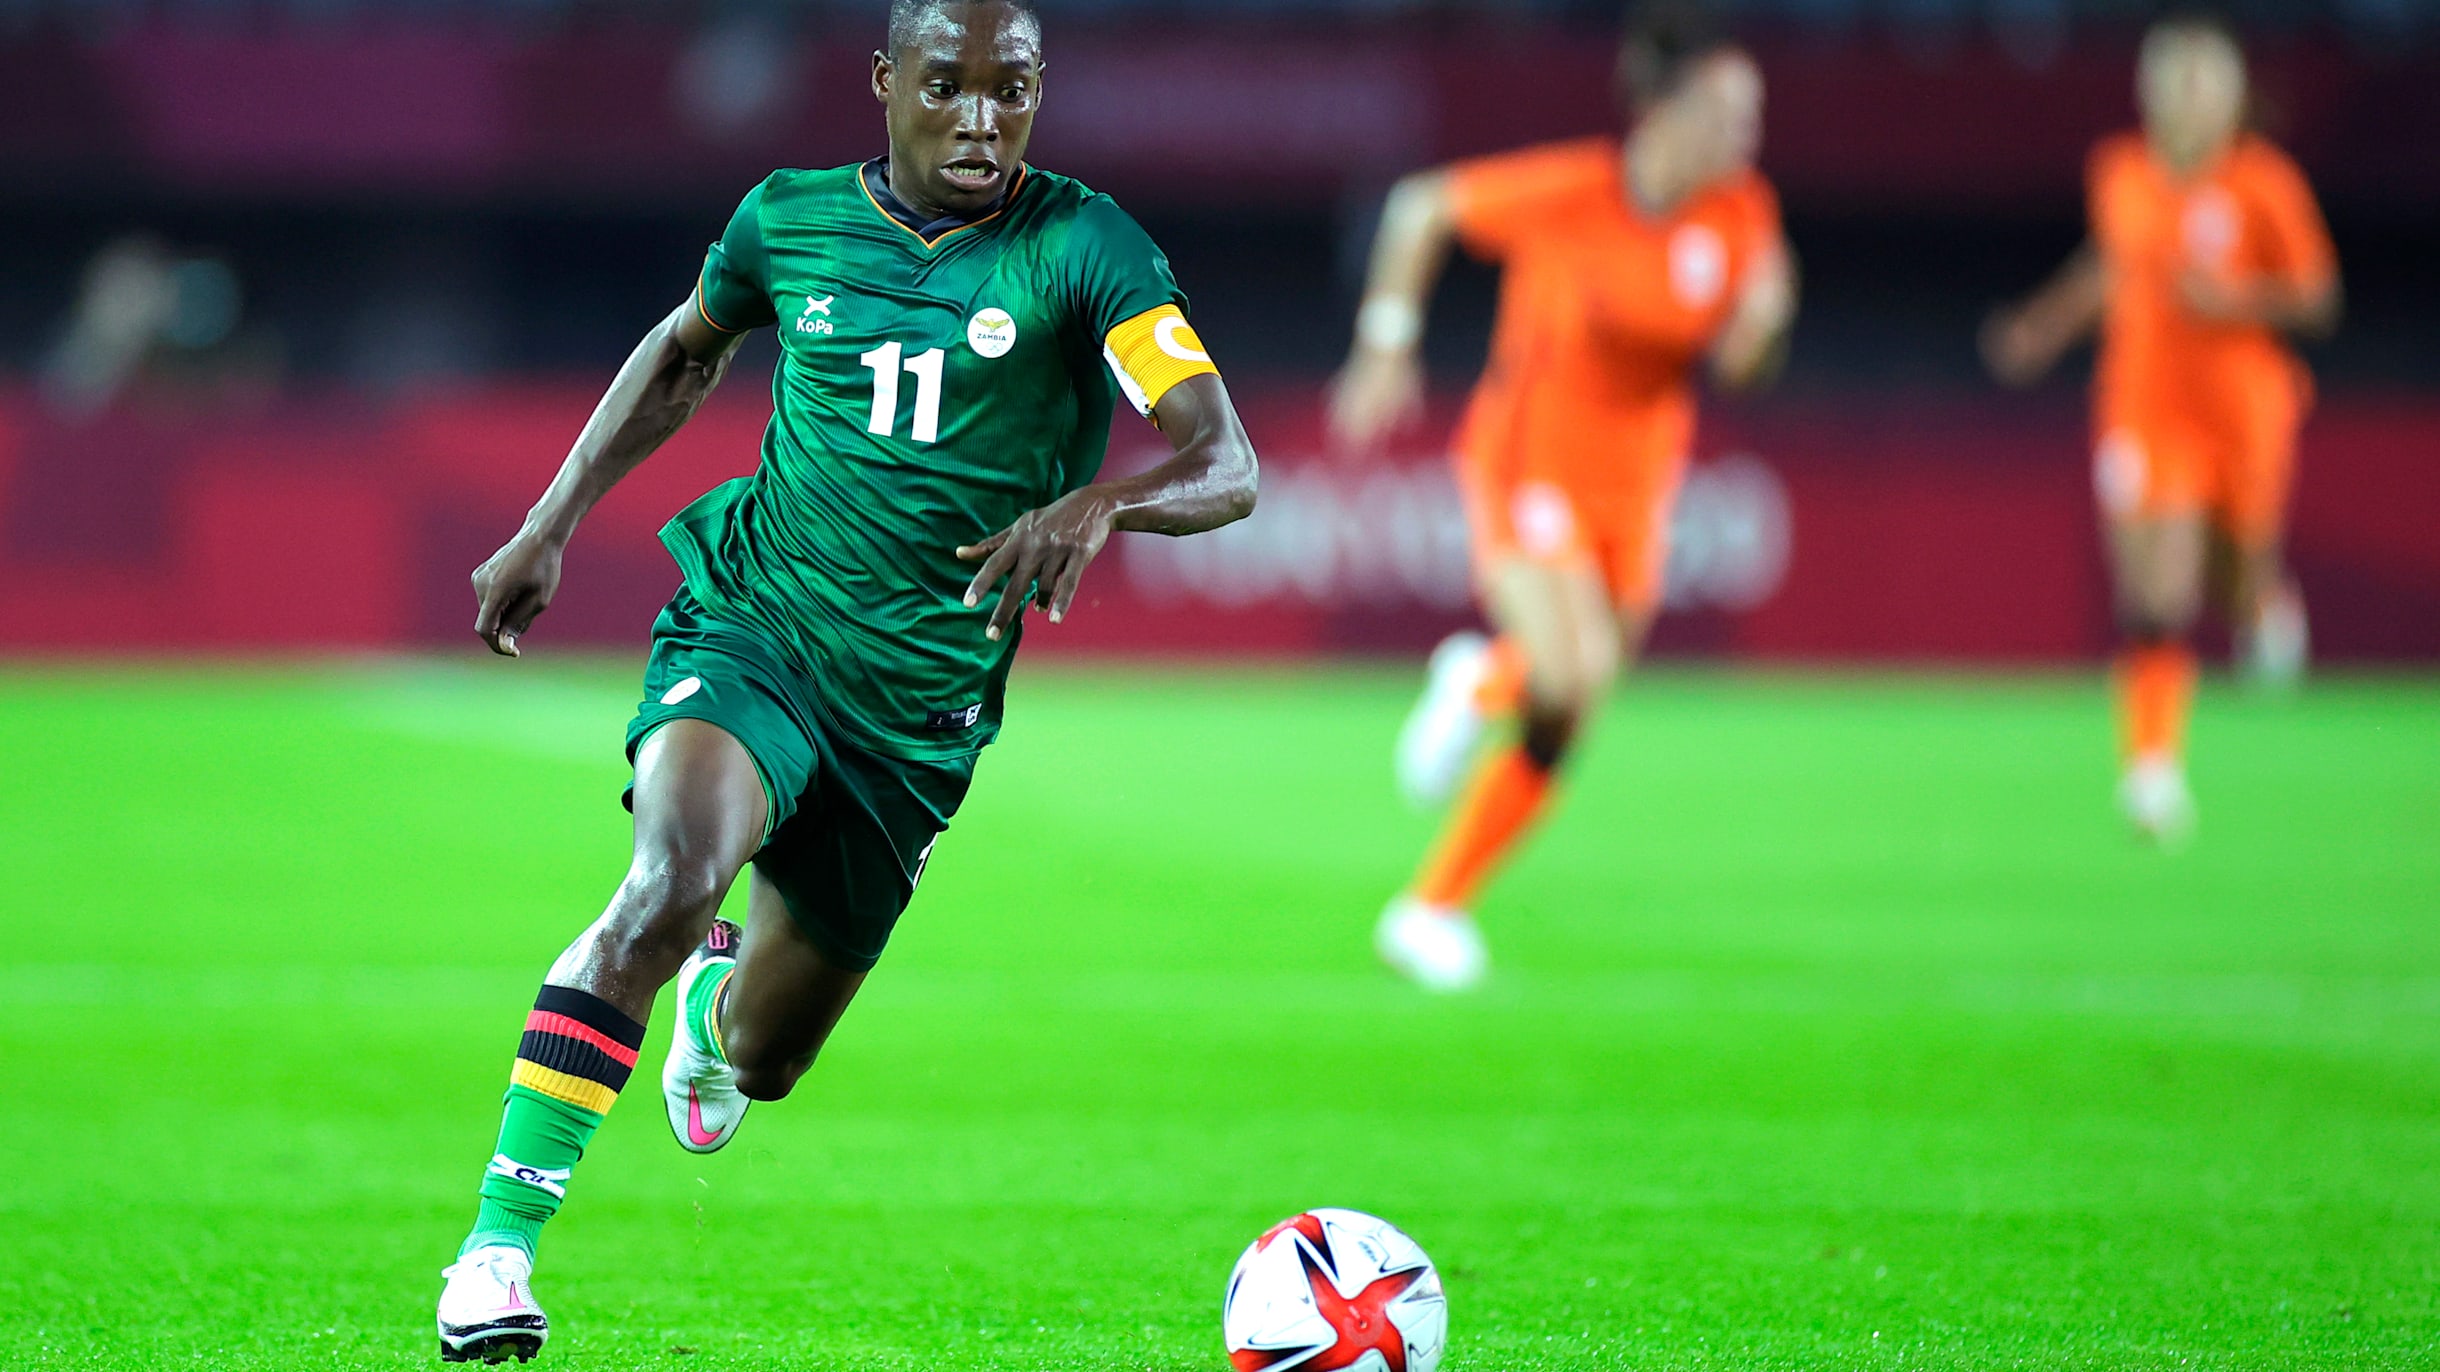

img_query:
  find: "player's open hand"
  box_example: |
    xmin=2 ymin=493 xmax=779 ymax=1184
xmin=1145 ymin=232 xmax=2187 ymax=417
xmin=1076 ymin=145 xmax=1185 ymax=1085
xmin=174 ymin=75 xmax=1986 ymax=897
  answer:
xmin=1326 ymin=347 xmax=1424 ymax=455
xmin=958 ymin=489 xmax=1118 ymax=641
xmin=1979 ymin=306 xmax=2049 ymax=388
xmin=470 ymin=533 xmax=564 ymax=657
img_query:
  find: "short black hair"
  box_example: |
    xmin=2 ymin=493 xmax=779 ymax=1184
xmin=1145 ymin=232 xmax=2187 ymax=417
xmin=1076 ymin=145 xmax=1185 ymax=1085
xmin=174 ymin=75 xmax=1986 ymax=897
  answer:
xmin=1616 ymin=0 xmax=1729 ymax=112
xmin=886 ymin=0 xmax=1041 ymax=58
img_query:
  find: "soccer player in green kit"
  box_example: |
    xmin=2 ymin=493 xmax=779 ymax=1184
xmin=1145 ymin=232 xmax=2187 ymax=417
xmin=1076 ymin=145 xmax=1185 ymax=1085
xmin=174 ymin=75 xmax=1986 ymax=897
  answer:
xmin=433 ymin=0 xmax=1258 ymax=1359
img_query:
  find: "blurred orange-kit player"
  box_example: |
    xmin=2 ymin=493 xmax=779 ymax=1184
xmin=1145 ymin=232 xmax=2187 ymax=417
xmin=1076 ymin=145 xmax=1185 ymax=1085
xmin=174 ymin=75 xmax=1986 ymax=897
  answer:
xmin=1329 ymin=1 xmax=1795 ymax=990
xmin=1986 ymin=13 xmax=2339 ymax=842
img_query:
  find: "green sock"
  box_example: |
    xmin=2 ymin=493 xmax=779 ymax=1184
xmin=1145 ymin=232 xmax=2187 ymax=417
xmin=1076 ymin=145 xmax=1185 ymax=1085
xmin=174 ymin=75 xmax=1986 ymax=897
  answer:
xmin=462 ymin=985 xmax=647 ymax=1259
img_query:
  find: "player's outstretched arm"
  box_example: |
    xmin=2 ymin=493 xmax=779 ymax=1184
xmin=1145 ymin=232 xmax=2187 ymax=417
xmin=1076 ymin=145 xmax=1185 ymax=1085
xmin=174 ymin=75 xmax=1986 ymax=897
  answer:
xmin=1712 ymin=243 xmax=1798 ymax=392
xmin=1981 ymin=244 xmax=2106 ymax=388
xmin=2182 ymin=157 xmax=2342 ymax=339
xmin=470 ymin=299 xmax=747 ymax=656
xmin=957 ymin=372 xmax=1258 ymax=641
xmin=2177 ymin=266 xmax=2341 ymax=338
xmin=1328 ymin=170 xmax=1457 ymax=453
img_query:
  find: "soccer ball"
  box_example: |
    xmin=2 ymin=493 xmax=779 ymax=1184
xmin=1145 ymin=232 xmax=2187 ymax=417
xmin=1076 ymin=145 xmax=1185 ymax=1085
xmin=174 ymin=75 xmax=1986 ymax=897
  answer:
xmin=1222 ymin=1208 xmax=1448 ymax=1372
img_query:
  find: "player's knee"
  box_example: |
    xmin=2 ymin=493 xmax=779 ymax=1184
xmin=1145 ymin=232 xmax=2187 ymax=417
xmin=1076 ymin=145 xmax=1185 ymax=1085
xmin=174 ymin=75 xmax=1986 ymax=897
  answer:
xmin=1522 ymin=659 xmax=1597 ymax=723
xmin=731 ymin=1063 xmax=802 ymax=1102
xmin=1520 ymin=680 xmax=1589 ymax=725
xmin=605 ymin=857 xmax=731 ymax=954
xmin=1577 ymin=651 xmax=1618 ymax=709
xmin=2116 ymin=572 xmax=2202 ymax=640
xmin=2116 ymin=597 xmax=2194 ymax=644
xmin=728 ymin=1043 xmax=814 ymax=1102
xmin=1581 ymin=621 xmax=1623 ymax=682
xmin=2230 ymin=551 xmax=2285 ymax=612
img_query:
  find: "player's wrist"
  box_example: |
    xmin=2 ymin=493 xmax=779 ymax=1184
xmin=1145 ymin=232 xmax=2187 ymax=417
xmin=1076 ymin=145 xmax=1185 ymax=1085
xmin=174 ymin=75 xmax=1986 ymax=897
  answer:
xmin=518 ymin=510 xmax=579 ymax=550
xmin=1081 ymin=486 xmax=1126 ymax=530
xmin=1355 ymin=296 xmax=1424 ymax=355
xmin=1351 ymin=341 xmax=1421 ymax=371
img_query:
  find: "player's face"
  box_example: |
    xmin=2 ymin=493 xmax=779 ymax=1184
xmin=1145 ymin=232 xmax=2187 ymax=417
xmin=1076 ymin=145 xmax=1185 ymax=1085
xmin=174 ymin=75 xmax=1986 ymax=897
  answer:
xmin=873 ymin=2 xmax=1043 ymax=217
xmin=2138 ymin=28 xmax=2245 ymax=168
xmin=1671 ymin=50 xmax=1765 ymax=186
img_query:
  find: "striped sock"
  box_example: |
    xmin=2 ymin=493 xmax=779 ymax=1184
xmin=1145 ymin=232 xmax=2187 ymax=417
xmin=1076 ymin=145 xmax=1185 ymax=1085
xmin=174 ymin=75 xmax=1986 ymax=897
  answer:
xmin=462 ymin=985 xmax=646 ymax=1259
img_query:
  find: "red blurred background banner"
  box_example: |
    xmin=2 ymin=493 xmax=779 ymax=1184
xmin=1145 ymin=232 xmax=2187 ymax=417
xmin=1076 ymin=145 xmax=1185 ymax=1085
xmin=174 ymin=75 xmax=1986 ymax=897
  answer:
xmin=3 ymin=25 xmax=2433 ymax=210
xmin=2 ymin=383 xmax=2432 ymax=661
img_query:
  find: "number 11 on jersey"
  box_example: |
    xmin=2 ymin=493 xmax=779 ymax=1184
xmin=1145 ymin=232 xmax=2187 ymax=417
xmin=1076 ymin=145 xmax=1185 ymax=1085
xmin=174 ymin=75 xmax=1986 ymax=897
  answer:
xmin=860 ymin=341 xmax=946 ymax=444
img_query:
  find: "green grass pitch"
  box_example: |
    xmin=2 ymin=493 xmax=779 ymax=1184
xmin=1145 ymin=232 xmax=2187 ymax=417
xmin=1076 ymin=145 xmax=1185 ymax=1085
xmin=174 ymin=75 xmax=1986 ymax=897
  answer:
xmin=2 ymin=661 xmax=2436 ymax=1369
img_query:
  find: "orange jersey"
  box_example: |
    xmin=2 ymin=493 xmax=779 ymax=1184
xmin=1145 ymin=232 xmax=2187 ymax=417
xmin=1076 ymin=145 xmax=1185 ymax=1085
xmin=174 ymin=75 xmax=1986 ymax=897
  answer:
xmin=1442 ymin=138 xmax=1782 ymax=608
xmin=1448 ymin=138 xmax=1783 ymax=498
xmin=2087 ymin=133 xmax=2334 ymax=540
xmin=2089 ymin=131 xmax=2335 ymax=435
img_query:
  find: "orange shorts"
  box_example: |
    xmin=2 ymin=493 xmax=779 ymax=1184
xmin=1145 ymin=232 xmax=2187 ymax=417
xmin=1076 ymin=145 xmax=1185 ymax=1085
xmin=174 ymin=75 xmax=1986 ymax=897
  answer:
xmin=2093 ymin=391 xmax=2300 ymax=548
xmin=1457 ymin=459 xmax=1682 ymax=613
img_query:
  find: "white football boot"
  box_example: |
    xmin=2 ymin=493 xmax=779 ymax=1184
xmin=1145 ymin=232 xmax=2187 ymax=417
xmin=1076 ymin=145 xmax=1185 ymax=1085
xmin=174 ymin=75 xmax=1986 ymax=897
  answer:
xmin=2118 ymin=753 xmax=2196 ymax=846
xmin=1375 ymin=896 xmax=1489 ymax=993
xmin=664 ymin=918 xmax=749 ymax=1154
xmin=437 ymin=1245 xmax=547 ymax=1364
xmin=1396 ymin=632 xmax=1496 ymax=808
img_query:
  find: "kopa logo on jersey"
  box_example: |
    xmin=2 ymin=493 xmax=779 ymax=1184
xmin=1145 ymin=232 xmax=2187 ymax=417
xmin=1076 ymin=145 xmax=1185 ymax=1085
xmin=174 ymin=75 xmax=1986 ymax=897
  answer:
xmin=967 ymin=307 xmax=1017 ymax=358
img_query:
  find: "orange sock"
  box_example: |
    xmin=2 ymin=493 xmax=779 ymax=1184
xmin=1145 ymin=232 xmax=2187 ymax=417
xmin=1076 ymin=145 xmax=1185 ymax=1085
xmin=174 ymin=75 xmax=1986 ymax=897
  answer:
xmin=1472 ymin=637 xmax=1527 ymax=715
xmin=1411 ymin=746 xmax=1553 ymax=909
xmin=2117 ymin=642 xmax=2197 ymax=763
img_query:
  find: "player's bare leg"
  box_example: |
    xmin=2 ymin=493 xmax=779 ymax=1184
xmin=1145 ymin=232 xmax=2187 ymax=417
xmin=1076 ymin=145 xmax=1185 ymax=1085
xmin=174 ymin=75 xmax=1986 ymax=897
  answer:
xmin=442 ymin=720 xmax=765 ymax=1362
xmin=1499 ymin=558 xmax=1625 ymax=748
xmin=2106 ymin=513 xmax=2207 ymax=842
xmin=2227 ymin=533 xmax=2308 ymax=688
xmin=553 ymin=720 xmax=768 ymax=1019
xmin=1381 ymin=559 xmax=1625 ymax=989
xmin=663 ymin=869 xmax=869 ymax=1151
xmin=1609 ymin=601 xmax=1657 ymax=688
xmin=725 ymin=876 xmax=870 ymax=1100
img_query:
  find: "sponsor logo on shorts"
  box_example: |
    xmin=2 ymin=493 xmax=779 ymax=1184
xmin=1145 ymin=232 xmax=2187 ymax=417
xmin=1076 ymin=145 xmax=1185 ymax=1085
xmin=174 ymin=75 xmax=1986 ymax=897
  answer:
xmin=487 ymin=1153 xmax=571 ymax=1199
xmin=661 ymin=676 xmax=704 ymax=706
xmin=967 ymin=308 xmax=1017 ymax=359
xmin=924 ymin=703 xmax=984 ymax=731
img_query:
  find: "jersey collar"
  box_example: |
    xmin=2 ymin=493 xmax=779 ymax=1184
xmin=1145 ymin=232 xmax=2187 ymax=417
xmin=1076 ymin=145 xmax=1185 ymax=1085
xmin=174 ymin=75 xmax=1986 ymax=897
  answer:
xmin=859 ymin=158 xmax=1026 ymax=248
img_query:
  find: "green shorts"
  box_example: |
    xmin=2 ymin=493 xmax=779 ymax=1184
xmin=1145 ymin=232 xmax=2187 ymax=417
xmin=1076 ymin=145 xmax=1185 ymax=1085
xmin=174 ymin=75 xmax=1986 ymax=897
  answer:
xmin=623 ymin=588 xmax=975 ymax=973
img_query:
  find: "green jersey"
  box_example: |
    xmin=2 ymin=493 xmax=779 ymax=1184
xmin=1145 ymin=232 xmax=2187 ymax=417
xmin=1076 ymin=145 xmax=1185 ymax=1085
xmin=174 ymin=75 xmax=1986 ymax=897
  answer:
xmin=668 ymin=162 xmax=1191 ymax=760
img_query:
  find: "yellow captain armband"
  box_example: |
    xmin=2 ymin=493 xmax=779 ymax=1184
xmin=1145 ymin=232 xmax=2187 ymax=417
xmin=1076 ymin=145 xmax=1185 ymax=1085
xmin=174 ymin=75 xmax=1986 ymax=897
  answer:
xmin=1102 ymin=304 xmax=1219 ymax=421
